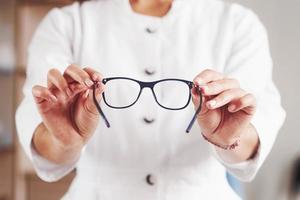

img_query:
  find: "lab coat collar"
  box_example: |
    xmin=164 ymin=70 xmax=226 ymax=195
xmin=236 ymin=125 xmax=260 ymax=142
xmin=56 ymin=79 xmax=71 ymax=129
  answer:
xmin=112 ymin=0 xmax=189 ymax=26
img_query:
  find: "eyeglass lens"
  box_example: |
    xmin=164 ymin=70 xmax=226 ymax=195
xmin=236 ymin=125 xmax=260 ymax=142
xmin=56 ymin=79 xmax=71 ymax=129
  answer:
xmin=103 ymin=79 xmax=191 ymax=109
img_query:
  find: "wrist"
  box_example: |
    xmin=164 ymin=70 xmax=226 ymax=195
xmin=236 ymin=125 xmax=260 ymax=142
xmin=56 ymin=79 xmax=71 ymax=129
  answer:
xmin=33 ymin=123 xmax=84 ymax=164
xmin=213 ymin=124 xmax=260 ymax=163
xmin=245 ymin=124 xmax=260 ymax=160
xmin=201 ymin=132 xmax=240 ymax=150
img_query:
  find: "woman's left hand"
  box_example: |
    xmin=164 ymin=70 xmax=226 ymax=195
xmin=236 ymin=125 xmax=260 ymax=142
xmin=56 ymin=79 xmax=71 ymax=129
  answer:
xmin=192 ymin=69 xmax=257 ymax=147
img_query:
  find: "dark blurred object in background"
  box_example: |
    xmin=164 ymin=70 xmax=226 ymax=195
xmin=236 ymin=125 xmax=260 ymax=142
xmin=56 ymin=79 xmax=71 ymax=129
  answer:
xmin=289 ymin=157 xmax=300 ymax=200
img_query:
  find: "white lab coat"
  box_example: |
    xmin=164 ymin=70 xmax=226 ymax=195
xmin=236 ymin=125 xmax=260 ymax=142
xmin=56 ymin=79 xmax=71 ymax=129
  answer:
xmin=15 ymin=0 xmax=286 ymax=199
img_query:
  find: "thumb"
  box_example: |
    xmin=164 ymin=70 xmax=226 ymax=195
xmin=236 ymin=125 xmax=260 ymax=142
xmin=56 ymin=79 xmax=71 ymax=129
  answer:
xmin=83 ymin=83 xmax=104 ymax=116
xmin=191 ymin=87 xmax=204 ymax=111
xmin=191 ymin=86 xmax=212 ymax=116
xmin=191 ymin=86 xmax=201 ymax=106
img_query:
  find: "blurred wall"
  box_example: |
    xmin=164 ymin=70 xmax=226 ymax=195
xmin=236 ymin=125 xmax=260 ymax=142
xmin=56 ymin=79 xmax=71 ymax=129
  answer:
xmin=0 ymin=0 xmax=15 ymax=71
xmin=224 ymin=0 xmax=300 ymax=199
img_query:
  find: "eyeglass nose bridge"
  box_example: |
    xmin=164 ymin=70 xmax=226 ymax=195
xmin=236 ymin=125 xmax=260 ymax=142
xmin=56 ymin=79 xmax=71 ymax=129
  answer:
xmin=139 ymin=81 xmax=155 ymax=89
xmin=138 ymin=81 xmax=159 ymax=105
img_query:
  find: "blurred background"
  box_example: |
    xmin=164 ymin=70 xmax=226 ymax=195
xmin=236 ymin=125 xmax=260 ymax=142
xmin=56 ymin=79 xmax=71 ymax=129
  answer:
xmin=0 ymin=0 xmax=299 ymax=199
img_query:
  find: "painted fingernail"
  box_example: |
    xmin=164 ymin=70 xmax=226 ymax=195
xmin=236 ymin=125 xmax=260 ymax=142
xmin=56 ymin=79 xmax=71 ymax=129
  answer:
xmin=84 ymin=79 xmax=94 ymax=87
xmin=66 ymin=88 xmax=72 ymax=97
xmin=228 ymin=105 xmax=236 ymax=112
xmin=50 ymin=95 xmax=58 ymax=102
xmin=207 ymin=100 xmax=216 ymax=108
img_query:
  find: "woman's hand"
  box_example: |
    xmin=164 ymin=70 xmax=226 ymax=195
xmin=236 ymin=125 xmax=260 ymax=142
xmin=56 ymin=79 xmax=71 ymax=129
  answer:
xmin=32 ymin=65 xmax=104 ymax=153
xmin=192 ymin=69 xmax=257 ymax=149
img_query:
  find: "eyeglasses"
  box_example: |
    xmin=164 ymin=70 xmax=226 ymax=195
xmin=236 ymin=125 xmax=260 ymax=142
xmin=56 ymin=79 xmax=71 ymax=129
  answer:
xmin=92 ymin=77 xmax=202 ymax=133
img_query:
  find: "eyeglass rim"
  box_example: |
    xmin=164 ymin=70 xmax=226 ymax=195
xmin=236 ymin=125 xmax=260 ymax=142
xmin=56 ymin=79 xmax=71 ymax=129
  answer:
xmin=101 ymin=77 xmax=195 ymax=110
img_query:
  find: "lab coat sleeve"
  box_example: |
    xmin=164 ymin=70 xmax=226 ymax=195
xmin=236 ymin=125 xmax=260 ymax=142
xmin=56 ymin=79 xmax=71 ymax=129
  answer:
xmin=15 ymin=3 xmax=81 ymax=182
xmin=212 ymin=4 xmax=286 ymax=182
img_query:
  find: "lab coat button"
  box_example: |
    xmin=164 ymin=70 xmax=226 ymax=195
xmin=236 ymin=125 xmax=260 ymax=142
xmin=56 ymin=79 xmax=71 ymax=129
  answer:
xmin=143 ymin=117 xmax=155 ymax=124
xmin=145 ymin=27 xmax=156 ymax=34
xmin=146 ymin=174 xmax=156 ymax=186
xmin=144 ymin=68 xmax=156 ymax=75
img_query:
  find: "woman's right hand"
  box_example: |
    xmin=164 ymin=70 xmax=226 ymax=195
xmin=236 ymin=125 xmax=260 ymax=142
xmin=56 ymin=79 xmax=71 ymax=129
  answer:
xmin=32 ymin=65 xmax=104 ymax=152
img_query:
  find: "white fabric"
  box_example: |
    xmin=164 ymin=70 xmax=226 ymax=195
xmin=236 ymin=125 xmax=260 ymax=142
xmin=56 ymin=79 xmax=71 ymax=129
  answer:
xmin=15 ymin=0 xmax=286 ymax=199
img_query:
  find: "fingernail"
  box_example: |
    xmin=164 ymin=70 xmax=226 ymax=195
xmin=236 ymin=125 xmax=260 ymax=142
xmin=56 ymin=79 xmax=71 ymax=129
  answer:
xmin=84 ymin=90 xmax=89 ymax=99
xmin=207 ymin=100 xmax=216 ymax=108
xmin=228 ymin=105 xmax=236 ymax=112
xmin=66 ymin=88 xmax=72 ymax=97
xmin=50 ymin=95 xmax=58 ymax=102
xmin=84 ymin=79 xmax=94 ymax=87
xmin=92 ymin=74 xmax=98 ymax=81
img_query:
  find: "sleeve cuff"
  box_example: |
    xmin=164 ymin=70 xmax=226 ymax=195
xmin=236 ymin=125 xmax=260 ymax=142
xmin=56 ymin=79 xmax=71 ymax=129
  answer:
xmin=211 ymin=142 xmax=262 ymax=182
xmin=30 ymin=141 xmax=81 ymax=182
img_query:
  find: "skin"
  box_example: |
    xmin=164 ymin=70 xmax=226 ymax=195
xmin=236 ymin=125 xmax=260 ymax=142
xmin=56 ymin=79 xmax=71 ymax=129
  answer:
xmin=32 ymin=0 xmax=259 ymax=166
xmin=192 ymin=70 xmax=259 ymax=164
xmin=32 ymin=65 xmax=104 ymax=164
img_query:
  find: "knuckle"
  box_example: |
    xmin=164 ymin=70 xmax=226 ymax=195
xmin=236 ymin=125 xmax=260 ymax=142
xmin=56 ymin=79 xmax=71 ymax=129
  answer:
xmin=32 ymin=86 xmax=47 ymax=97
xmin=65 ymin=65 xmax=74 ymax=73
xmin=32 ymin=86 xmax=40 ymax=95
xmin=78 ymin=68 xmax=89 ymax=78
xmin=82 ymin=67 xmax=91 ymax=72
xmin=247 ymin=93 xmax=255 ymax=100
xmin=220 ymin=89 xmax=238 ymax=102
xmin=202 ymin=69 xmax=214 ymax=76
xmin=246 ymin=93 xmax=256 ymax=104
xmin=232 ymin=88 xmax=244 ymax=95
xmin=240 ymin=97 xmax=248 ymax=105
xmin=66 ymin=64 xmax=78 ymax=73
xmin=215 ymin=82 xmax=224 ymax=92
xmin=32 ymin=85 xmax=39 ymax=91
xmin=69 ymin=63 xmax=78 ymax=69
xmin=226 ymin=88 xmax=238 ymax=95
xmin=204 ymin=69 xmax=214 ymax=73
xmin=84 ymin=67 xmax=103 ymax=78
xmin=239 ymin=94 xmax=253 ymax=105
xmin=48 ymin=68 xmax=59 ymax=77
xmin=228 ymin=78 xmax=240 ymax=87
xmin=209 ymin=82 xmax=222 ymax=92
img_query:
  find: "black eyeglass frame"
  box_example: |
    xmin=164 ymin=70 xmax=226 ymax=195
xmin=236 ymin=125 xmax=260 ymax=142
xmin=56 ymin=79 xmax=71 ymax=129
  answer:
xmin=102 ymin=77 xmax=193 ymax=110
xmin=92 ymin=77 xmax=202 ymax=133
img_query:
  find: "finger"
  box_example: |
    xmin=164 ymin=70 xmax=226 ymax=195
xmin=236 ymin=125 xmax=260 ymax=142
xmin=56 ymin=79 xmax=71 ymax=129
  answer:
xmin=191 ymin=87 xmax=200 ymax=106
xmin=83 ymin=67 xmax=103 ymax=82
xmin=206 ymin=88 xmax=246 ymax=109
xmin=47 ymin=68 xmax=72 ymax=97
xmin=79 ymin=86 xmax=104 ymax=116
xmin=83 ymin=67 xmax=105 ymax=102
xmin=228 ymin=93 xmax=257 ymax=115
xmin=193 ymin=69 xmax=224 ymax=86
xmin=69 ymin=83 xmax=87 ymax=95
xmin=64 ymin=64 xmax=94 ymax=87
xmin=200 ymin=78 xmax=240 ymax=96
xmin=191 ymin=86 xmax=213 ymax=115
xmin=83 ymin=82 xmax=104 ymax=102
xmin=32 ymin=85 xmax=57 ymax=104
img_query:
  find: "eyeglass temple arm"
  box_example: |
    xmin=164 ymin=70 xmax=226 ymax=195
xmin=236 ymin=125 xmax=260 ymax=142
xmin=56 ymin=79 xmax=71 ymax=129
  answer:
xmin=93 ymin=84 xmax=111 ymax=128
xmin=186 ymin=86 xmax=202 ymax=133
